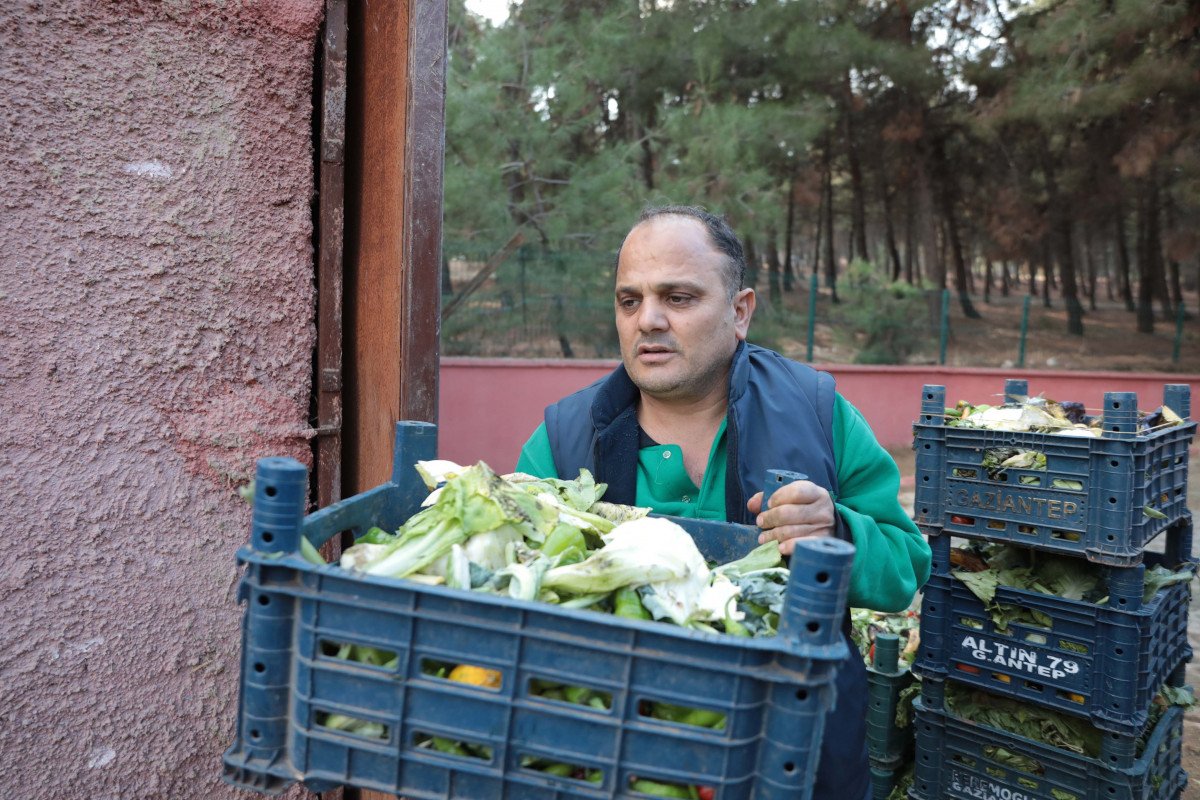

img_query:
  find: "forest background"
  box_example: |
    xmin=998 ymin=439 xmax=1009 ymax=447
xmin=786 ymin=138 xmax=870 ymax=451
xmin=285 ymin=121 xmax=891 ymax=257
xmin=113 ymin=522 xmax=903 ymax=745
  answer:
xmin=440 ymin=0 xmax=1200 ymax=372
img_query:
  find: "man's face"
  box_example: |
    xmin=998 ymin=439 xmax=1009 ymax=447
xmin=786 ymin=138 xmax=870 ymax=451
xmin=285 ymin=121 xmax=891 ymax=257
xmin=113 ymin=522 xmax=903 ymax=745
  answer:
xmin=614 ymin=216 xmax=755 ymax=403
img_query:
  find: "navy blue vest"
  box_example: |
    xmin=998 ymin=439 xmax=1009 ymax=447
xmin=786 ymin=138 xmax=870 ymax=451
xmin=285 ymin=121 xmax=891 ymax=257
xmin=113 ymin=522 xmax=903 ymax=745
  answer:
xmin=543 ymin=342 xmax=870 ymax=800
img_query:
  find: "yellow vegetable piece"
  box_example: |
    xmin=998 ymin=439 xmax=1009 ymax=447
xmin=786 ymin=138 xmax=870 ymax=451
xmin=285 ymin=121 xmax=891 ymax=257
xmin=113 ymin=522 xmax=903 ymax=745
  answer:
xmin=448 ymin=664 xmax=502 ymax=689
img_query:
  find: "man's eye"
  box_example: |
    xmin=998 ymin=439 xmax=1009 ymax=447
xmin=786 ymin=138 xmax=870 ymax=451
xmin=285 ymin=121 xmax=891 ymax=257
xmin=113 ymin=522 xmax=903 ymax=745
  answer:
xmin=618 ymin=297 xmax=640 ymax=310
xmin=667 ymin=294 xmax=692 ymax=305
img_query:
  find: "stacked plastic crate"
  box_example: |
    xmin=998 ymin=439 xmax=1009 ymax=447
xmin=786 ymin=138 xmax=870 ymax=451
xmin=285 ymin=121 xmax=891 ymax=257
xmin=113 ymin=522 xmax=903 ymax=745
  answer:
xmin=909 ymin=379 xmax=1195 ymax=800
xmin=223 ymin=421 xmax=860 ymax=800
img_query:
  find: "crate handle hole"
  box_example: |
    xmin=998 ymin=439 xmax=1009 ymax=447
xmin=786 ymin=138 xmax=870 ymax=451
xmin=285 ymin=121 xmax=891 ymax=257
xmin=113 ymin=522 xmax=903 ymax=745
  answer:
xmin=783 ymin=761 xmax=796 ymax=775
xmin=815 ymin=571 xmax=830 ymax=584
xmin=262 ymin=531 xmax=274 ymax=543
xmin=249 ymin=728 xmax=261 ymax=741
xmin=1114 ymin=647 xmax=1124 ymax=655
xmin=805 ymin=620 xmax=821 ymax=634
xmin=796 ymin=688 xmax=809 ymax=701
xmin=264 ymin=485 xmax=277 ymax=497
xmin=928 ymin=605 xmax=937 ymax=613
xmin=256 ymin=594 xmax=271 ymax=606
xmin=253 ymin=662 xmax=266 ymax=673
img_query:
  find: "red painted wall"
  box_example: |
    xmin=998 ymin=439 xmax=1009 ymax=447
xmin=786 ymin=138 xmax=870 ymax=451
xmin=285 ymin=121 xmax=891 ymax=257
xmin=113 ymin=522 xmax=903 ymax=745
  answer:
xmin=438 ymin=357 xmax=1199 ymax=473
xmin=1 ymin=3 xmax=323 ymax=797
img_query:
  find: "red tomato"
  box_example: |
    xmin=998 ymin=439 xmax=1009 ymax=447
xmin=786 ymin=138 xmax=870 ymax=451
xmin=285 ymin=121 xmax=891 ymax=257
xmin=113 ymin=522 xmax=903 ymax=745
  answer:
xmin=697 ymin=787 xmax=715 ymax=800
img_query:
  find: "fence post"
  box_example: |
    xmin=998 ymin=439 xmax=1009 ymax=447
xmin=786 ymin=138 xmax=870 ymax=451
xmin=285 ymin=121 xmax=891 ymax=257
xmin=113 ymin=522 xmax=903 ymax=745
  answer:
xmin=1017 ymin=294 xmax=1030 ymax=368
xmin=938 ymin=288 xmax=950 ymax=365
xmin=807 ymin=272 xmax=818 ymax=362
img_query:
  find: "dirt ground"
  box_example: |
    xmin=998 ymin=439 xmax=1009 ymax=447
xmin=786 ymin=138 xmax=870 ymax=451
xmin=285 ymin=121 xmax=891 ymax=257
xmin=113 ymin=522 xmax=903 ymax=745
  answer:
xmin=785 ymin=289 xmax=1200 ymax=374
xmin=888 ymin=440 xmax=1200 ymax=799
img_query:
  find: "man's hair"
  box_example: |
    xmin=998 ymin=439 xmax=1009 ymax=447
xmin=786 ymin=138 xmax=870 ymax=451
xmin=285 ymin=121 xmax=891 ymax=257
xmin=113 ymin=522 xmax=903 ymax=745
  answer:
xmin=619 ymin=205 xmax=747 ymax=296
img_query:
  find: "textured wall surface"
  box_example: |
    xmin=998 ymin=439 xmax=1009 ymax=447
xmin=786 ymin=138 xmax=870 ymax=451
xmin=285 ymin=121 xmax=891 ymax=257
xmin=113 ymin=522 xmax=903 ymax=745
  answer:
xmin=438 ymin=358 xmax=1199 ymax=471
xmin=0 ymin=1 xmax=323 ymax=796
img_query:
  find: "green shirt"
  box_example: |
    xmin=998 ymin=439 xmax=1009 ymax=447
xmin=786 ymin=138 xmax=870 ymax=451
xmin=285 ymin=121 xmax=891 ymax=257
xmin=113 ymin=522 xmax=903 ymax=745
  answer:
xmin=516 ymin=394 xmax=930 ymax=612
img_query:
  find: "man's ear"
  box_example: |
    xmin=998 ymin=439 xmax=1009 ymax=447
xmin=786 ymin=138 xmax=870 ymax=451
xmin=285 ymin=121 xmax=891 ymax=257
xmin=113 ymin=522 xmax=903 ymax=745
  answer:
xmin=733 ymin=288 xmax=756 ymax=340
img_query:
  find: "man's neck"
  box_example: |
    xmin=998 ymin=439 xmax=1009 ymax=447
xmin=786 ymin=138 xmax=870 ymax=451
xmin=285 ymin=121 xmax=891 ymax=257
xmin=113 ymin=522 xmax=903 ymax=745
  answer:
xmin=636 ymin=383 xmax=729 ymax=487
xmin=636 ymin=388 xmax=728 ymax=437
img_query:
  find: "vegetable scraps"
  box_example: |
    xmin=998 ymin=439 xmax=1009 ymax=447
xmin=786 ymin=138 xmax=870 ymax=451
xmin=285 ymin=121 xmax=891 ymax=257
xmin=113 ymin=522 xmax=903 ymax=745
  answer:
xmin=336 ymin=460 xmax=790 ymax=638
xmin=945 ymin=683 xmax=1194 ymax=761
xmin=950 ymin=542 xmax=1196 ymax=630
xmin=944 ymin=394 xmax=1184 ymax=438
xmin=316 ymin=461 xmax=793 ymax=757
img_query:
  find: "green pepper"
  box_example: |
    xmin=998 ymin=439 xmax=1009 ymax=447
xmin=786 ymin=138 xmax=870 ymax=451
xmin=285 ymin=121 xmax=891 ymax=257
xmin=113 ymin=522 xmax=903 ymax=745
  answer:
xmin=564 ymin=684 xmax=593 ymax=705
xmin=723 ymin=615 xmax=751 ymax=638
xmin=539 ymin=762 xmax=574 ymax=777
xmin=614 ymin=587 xmax=651 ymax=620
xmin=431 ymin=736 xmax=469 ymax=757
xmin=300 ymin=536 xmax=327 ymax=565
xmin=650 ymin=702 xmax=725 ymax=729
xmin=542 ymin=523 xmax=586 ymax=557
xmin=631 ymin=778 xmax=693 ymax=798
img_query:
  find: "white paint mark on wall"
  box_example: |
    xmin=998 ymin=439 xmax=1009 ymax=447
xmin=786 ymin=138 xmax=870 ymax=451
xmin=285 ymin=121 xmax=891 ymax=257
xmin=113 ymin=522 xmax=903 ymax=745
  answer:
xmin=87 ymin=746 xmax=116 ymax=769
xmin=67 ymin=636 xmax=106 ymax=657
xmin=122 ymin=160 xmax=173 ymax=180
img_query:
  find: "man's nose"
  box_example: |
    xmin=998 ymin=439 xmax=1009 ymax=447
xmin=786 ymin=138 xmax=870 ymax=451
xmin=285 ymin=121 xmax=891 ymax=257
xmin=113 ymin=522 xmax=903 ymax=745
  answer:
xmin=637 ymin=298 xmax=668 ymax=331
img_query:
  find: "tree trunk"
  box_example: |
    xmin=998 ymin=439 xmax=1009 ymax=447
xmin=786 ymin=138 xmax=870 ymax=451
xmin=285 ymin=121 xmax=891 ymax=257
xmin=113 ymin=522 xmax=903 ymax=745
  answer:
xmin=1040 ymin=238 xmax=1053 ymax=308
xmin=904 ymin=182 xmax=916 ymax=284
xmin=1103 ymin=241 xmax=1116 ymax=303
xmin=843 ymin=73 xmax=868 ymax=262
xmin=983 ymin=261 xmax=993 ymax=304
xmin=766 ymin=229 xmax=783 ymax=312
xmin=916 ymin=147 xmax=942 ymax=289
xmin=822 ymin=139 xmax=839 ymax=302
xmin=939 ymin=172 xmax=981 ymax=318
xmin=1135 ymin=185 xmax=1155 ymax=333
xmin=876 ymin=156 xmax=902 ymax=282
xmin=1115 ymin=204 xmax=1135 ymax=311
xmin=1080 ymin=224 xmax=1097 ymax=312
xmin=783 ymin=169 xmax=797 ymax=292
xmin=1055 ymin=221 xmax=1085 ymax=334
xmin=744 ymin=235 xmax=759 ymax=291
xmin=1147 ymin=174 xmax=1173 ymax=320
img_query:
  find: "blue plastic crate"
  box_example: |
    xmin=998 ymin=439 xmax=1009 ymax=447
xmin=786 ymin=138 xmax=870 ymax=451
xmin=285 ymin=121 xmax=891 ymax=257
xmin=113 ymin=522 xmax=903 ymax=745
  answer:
xmin=912 ymin=518 xmax=1193 ymax=735
xmin=913 ymin=381 xmax=1194 ymax=566
xmin=223 ymin=422 xmax=858 ymax=800
xmin=909 ymin=693 xmax=1187 ymax=800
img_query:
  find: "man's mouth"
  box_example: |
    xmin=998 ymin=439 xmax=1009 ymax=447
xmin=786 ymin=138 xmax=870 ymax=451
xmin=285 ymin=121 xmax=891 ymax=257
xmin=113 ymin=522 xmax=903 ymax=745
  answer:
xmin=636 ymin=343 xmax=676 ymax=362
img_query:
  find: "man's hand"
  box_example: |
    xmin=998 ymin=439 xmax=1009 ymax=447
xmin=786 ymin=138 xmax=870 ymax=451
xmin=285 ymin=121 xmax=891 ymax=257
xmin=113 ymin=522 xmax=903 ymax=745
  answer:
xmin=747 ymin=480 xmax=836 ymax=555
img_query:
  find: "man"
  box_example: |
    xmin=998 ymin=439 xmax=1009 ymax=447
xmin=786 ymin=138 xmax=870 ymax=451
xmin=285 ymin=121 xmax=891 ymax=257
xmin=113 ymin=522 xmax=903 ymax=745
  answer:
xmin=516 ymin=205 xmax=930 ymax=799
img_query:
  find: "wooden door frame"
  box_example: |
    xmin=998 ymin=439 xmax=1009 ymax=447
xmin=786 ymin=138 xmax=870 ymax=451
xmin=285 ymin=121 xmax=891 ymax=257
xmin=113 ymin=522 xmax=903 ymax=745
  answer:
xmin=342 ymin=0 xmax=447 ymax=495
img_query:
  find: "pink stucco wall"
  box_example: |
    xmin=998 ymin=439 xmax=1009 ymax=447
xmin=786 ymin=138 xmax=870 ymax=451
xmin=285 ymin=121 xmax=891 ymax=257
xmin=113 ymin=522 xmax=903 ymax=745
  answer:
xmin=438 ymin=358 xmax=1199 ymax=472
xmin=1 ymin=2 xmax=323 ymax=797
